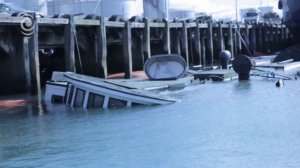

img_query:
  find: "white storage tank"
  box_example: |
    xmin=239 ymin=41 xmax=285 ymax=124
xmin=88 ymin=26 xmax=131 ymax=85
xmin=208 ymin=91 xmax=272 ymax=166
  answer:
xmin=143 ymin=0 xmax=169 ymax=19
xmin=50 ymin=0 xmax=143 ymax=19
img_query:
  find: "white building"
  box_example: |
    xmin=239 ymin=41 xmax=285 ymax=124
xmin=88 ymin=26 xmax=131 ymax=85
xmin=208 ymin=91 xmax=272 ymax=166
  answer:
xmin=143 ymin=0 xmax=169 ymax=19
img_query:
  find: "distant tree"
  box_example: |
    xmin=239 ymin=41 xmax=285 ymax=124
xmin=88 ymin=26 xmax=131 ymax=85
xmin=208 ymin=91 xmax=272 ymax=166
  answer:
xmin=263 ymin=12 xmax=279 ymax=19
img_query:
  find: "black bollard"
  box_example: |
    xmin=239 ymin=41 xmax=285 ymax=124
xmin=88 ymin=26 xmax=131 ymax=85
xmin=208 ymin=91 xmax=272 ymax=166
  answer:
xmin=276 ymin=79 xmax=284 ymax=87
xmin=232 ymin=55 xmax=253 ymax=80
xmin=219 ymin=50 xmax=231 ymax=69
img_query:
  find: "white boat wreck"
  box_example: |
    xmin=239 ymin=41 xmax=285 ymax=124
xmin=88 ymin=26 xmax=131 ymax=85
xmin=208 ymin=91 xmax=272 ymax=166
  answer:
xmin=45 ymin=72 xmax=193 ymax=109
xmin=45 ymin=54 xmax=192 ymax=109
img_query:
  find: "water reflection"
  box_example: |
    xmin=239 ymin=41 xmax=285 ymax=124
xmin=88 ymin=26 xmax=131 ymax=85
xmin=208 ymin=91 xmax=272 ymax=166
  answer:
xmin=1 ymin=79 xmax=300 ymax=167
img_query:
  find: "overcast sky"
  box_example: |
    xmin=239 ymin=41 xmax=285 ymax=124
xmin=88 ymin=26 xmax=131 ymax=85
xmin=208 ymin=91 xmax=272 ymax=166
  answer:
xmin=169 ymin=0 xmax=281 ymax=19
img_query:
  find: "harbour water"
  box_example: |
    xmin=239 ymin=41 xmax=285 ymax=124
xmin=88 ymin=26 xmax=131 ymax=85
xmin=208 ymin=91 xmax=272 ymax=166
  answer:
xmin=1 ymin=78 xmax=300 ymax=168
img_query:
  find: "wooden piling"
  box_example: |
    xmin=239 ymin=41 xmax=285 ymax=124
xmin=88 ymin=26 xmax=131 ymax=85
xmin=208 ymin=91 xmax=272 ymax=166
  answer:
xmin=236 ymin=23 xmax=242 ymax=56
xmin=227 ymin=23 xmax=234 ymax=58
xmin=123 ymin=21 xmax=132 ymax=79
xmin=257 ymin=23 xmax=263 ymax=53
xmin=264 ymin=23 xmax=270 ymax=53
xmin=274 ymin=24 xmax=279 ymax=51
xmin=28 ymin=13 xmax=41 ymax=95
xmin=194 ymin=21 xmax=202 ymax=66
xmin=244 ymin=24 xmax=250 ymax=53
xmin=250 ymin=24 xmax=257 ymax=55
xmin=96 ymin=16 xmax=107 ymax=79
xmin=181 ymin=20 xmax=189 ymax=66
xmin=207 ymin=21 xmax=213 ymax=67
xmin=163 ymin=19 xmax=171 ymax=54
xmin=171 ymin=28 xmax=181 ymax=55
xmin=143 ymin=18 xmax=151 ymax=61
xmin=64 ymin=14 xmax=76 ymax=72
xmin=201 ymin=29 xmax=206 ymax=68
xmin=218 ymin=22 xmax=225 ymax=51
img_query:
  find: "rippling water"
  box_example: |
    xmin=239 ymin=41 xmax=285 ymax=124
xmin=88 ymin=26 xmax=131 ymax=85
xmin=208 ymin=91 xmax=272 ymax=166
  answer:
xmin=1 ymin=78 xmax=300 ymax=168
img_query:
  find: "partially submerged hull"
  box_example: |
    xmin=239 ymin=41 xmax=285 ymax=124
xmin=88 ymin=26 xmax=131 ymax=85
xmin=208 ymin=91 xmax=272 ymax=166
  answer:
xmin=63 ymin=72 xmax=178 ymax=108
xmin=45 ymin=72 xmax=192 ymax=109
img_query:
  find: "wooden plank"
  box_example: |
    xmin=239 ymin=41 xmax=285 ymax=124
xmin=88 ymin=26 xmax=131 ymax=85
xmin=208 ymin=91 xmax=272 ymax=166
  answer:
xmin=198 ymin=23 xmax=208 ymax=28
xmin=163 ymin=19 xmax=171 ymax=54
xmin=96 ymin=16 xmax=108 ymax=79
xmin=74 ymin=19 xmax=100 ymax=26
xmin=149 ymin=22 xmax=165 ymax=28
xmin=186 ymin=22 xmax=196 ymax=28
xmin=123 ymin=21 xmax=133 ymax=79
xmin=64 ymin=15 xmax=76 ymax=72
xmin=105 ymin=21 xmax=125 ymax=27
xmin=28 ymin=14 xmax=41 ymax=94
xmin=130 ymin=22 xmax=145 ymax=28
xmin=37 ymin=18 xmax=69 ymax=25
xmin=143 ymin=18 xmax=151 ymax=61
xmin=169 ymin=22 xmax=183 ymax=28
xmin=0 ymin=17 xmax=22 ymax=24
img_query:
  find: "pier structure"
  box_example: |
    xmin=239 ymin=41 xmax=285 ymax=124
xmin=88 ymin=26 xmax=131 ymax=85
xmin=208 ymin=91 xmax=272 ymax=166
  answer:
xmin=0 ymin=14 xmax=293 ymax=94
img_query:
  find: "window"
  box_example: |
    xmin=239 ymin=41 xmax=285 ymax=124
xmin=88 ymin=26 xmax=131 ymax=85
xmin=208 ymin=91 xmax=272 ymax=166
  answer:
xmin=88 ymin=93 xmax=104 ymax=108
xmin=108 ymin=98 xmax=127 ymax=109
xmin=67 ymin=85 xmax=74 ymax=105
xmin=74 ymin=89 xmax=85 ymax=107
xmin=51 ymin=95 xmax=64 ymax=103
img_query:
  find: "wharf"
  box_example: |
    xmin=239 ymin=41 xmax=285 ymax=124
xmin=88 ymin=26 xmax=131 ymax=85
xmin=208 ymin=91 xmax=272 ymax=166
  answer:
xmin=0 ymin=14 xmax=293 ymax=94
